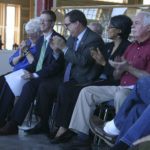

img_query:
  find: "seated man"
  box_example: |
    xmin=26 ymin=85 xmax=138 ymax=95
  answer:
xmin=89 ymin=76 xmax=150 ymax=150
xmin=59 ymin=11 xmax=150 ymax=150
xmin=0 ymin=10 xmax=65 ymax=135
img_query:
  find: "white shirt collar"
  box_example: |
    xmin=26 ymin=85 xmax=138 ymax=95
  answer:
xmin=74 ymin=28 xmax=87 ymax=50
xmin=44 ymin=31 xmax=53 ymax=47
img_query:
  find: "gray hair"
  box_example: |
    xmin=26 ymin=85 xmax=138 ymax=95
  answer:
xmin=88 ymin=22 xmax=103 ymax=35
xmin=136 ymin=11 xmax=150 ymax=26
xmin=25 ymin=18 xmax=41 ymax=32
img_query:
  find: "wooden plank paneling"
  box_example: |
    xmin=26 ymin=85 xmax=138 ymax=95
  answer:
xmin=57 ymin=0 xmax=124 ymax=7
xmin=56 ymin=0 xmax=143 ymax=7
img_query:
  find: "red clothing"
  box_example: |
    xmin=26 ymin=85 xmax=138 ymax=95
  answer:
xmin=120 ymin=38 xmax=150 ymax=86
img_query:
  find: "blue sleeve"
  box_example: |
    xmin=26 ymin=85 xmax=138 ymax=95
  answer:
xmin=9 ymin=40 xmax=32 ymax=66
xmin=26 ymin=40 xmax=31 ymax=46
xmin=9 ymin=48 xmax=20 ymax=66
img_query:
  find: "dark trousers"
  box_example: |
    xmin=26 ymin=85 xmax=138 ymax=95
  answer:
xmin=55 ymin=81 xmax=83 ymax=128
xmin=36 ymin=76 xmax=62 ymax=128
xmin=10 ymin=78 xmax=48 ymax=125
xmin=0 ymin=81 xmax=15 ymax=122
xmin=0 ymin=75 xmax=7 ymax=99
xmin=0 ymin=75 xmax=5 ymax=89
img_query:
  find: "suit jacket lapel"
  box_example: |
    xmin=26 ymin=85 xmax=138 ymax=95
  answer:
xmin=77 ymin=28 xmax=89 ymax=51
xmin=43 ymin=31 xmax=57 ymax=60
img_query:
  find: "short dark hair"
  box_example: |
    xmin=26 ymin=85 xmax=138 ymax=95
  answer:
xmin=110 ymin=15 xmax=133 ymax=40
xmin=65 ymin=10 xmax=87 ymax=27
xmin=41 ymin=10 xmax=56 ymax=22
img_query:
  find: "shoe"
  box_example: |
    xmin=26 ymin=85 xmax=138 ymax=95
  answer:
xmin=0 ymin=122 xmax=18 ymax=135
xmin=110 ymin=141 xmax=129 ymax=150
xmin=60 ymin=136 xmax=91 ymax=150
xmin=24 ymin=122 xmax=50 ymax=136
xmin=89 ymin=115 xmax=117 ymax=147
xmin=50 ymin=129 xmax=77 ymax=144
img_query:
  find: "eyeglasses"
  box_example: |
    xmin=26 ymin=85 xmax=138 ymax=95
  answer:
xmin=64 ymin=22 xmax=72 ymax=28
xmin=107 ymin=26 xmax=116 ymax=29
xmin=40 ymin=19 xmax=52 ymax=23
xmin=107 ymin=24 xmax=119 ymax=30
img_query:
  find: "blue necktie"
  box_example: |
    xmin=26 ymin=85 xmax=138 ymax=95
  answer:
xmin=64 ymin=38 xmax=78 ymax=82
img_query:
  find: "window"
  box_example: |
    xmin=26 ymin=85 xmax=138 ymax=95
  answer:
xmin=0 ymin=3 xmax=20 ymax=50
xmin=6 ymin=6 xmax=15 ymax=50
xmin=143 ymin=0 xmax=150 ymax=4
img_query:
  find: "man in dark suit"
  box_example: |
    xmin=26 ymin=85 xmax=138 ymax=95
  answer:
xmin=0 ymin=10 xmax=64 ymax=135
xmin=25 ymin=10 xmax=104 ymax=139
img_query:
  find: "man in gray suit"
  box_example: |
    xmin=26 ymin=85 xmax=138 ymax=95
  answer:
xmin=25 ymin=10 xmax=104 ymax=138
xmin=49 ymin=9 xmax=104 ymax=143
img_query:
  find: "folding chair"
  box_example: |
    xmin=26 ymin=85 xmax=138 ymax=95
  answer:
xmin=93 ymin=100 xmax=115 ymax=148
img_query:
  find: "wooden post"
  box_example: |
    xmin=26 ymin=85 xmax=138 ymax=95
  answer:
xmin=127 ymin=0 xmax=143 ymax=4
xmin=36 ymin=0 xmax=53 ymax=17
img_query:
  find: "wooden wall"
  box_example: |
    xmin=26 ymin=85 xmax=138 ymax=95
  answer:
xmin=56 ymin=0 xmax=143 ymax=7
xmin=56 ymin=0 xmax=121 ymax=7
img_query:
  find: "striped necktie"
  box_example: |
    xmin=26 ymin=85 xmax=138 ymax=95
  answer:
xmin=36 ymin=40 xmax=47 ymax=72
xmin=64 ymin=38 xmax=78 ymax=82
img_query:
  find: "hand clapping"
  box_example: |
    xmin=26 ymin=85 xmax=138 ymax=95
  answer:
xmin=49 ymin=36 xmax=66 ymax=53
xmin=109 ymin=56 xmax=129 ymax=71
xmin=19 ymin=41 xmax=30 ymax=57
xmin=90 ymin=47 xmax=105 ymax=66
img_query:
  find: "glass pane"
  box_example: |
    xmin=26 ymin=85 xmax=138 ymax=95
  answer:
xmin=6 ymin=6 xmax=15 ymax=50
xmin=143 ymin=0 xmax=150 ymax=4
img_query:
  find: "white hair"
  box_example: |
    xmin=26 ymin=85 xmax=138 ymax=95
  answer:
xmin=25 ymin=18 xmax=41 ymax=32
xmin=136 ymin=11 xmax=150 ymax=26
xmin=88 ymin=22 xmax=103 ymax=35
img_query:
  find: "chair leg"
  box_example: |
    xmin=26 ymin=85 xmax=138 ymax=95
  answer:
xmin=92 ymin=135 xmax=103 ymax=150
xmin=98 ymin=104 xmax=103 ymax=118
xmin=93 ymin=135 xmax=98 ymax=145
xmin=26 ymin=103 xmax=34 ymax=127
xmin=49 ymin=101 xmax=59 ymax=134
xmin=103 ymin=108 xmax=109 ymax=121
